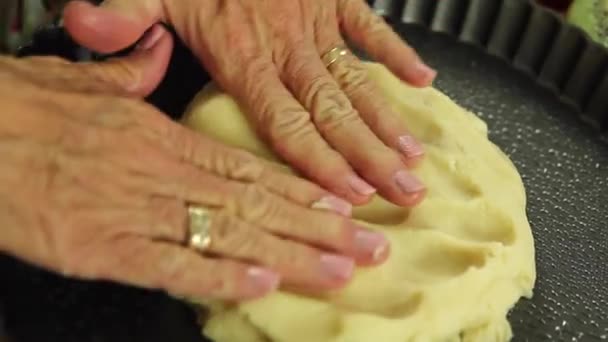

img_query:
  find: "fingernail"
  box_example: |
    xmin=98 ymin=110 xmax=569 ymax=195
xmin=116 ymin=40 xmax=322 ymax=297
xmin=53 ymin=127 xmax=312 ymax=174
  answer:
xmin=311 ymin=196 xmax=352 ymax=217
xmin=398 ymin=135 xmax=424 ymax=158
xmin=393 ymin=170 xmax=425 ymax=194
xmin=247 ymin=267 xmax=281 ymax=292
xmin=320 ymin=254 xmax=354 ymax=280
xmin=136 ymin=25 xmax=165 ymax=51
xmin=347 ymin=175 xmax=377 ymax=196
xmin=414 ymin=61 xmax=437 ymax=82
xmin=355 ymin=228 xmax=390 ymax=261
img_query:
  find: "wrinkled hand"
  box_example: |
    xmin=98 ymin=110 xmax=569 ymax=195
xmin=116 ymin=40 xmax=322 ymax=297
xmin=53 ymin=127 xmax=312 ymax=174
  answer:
xmin=63 ymin=0 xmax=435 ymax=208
xmin=0 ymin=46 xmax=389 ymax=301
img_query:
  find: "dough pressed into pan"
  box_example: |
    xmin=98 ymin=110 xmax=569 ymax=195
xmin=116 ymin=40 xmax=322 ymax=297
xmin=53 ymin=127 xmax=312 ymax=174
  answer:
xmin=181 ymin=63 xmax=536 ymax=342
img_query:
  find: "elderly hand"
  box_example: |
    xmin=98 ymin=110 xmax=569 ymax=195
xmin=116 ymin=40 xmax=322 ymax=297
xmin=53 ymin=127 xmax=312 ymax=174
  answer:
xmin=62 ymin=0 xmax=435 ymax=208
xmin=0 ymin=38 xmax=389 ymax=301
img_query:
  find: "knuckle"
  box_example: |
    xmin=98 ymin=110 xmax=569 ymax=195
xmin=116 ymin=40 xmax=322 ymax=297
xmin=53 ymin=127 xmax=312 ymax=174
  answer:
xmin=215 ymin=148 xmax=265 ymax=182
xmin=281 ymin=50 xmax=314 ymax=82
xmin=176 ymin=134 xmax=197 ymax=163
xmin=210 ymin=211 xmax=240 ymax=245
xmin=314 ymin=102 xmax=362 ymax=132
xmin=304 ymin=74 xmax=336 ymax=107
xmin=262 ymin=108 xmax=316 ymax=152
xmin=334 ymin=63 xmax=371 ymax=96
xmin=304 ymin=81 xmax=362 ymax=131
xmin=345 ymin=71 xmax=371 ymax=95
xmin=211 ymin=211 xmax=263 ymax=255
xmin=163 ymin=126 xmax=202 ymax=164
xmin=78 ymin=64 xmax=126 ymax=95
xmin=242 ymin=58 xmax=274 ymax=98
xmin=101 ymin=61 xmax=141 ymax=93
xmin=304 ymin=74 xmax=330 ymax=98
xmin=270 ymin=110 xmax=315 ymax=144
xmin=235 ymin=184 xmax=280 ymax=222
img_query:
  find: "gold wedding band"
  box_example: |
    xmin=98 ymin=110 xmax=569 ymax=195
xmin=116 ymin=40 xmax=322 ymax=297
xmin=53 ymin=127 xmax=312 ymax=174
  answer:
xmin=187 ymin=205 xmax=213 ymax=252
xmin=321 ymin=45 xmax=350 ymax=69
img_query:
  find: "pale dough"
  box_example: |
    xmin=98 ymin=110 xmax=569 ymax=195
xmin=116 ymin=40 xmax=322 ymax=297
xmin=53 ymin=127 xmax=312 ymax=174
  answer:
xmin=181 ymin=63 xmax=536 ymax=342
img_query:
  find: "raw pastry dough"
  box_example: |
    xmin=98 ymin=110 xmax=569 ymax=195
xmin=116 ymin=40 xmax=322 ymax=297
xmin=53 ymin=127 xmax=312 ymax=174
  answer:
xmin=181 ymin=63 xmax=536 ymax=342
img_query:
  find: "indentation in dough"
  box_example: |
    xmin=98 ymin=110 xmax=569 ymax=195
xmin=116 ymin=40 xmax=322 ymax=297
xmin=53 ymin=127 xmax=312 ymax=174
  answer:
xmin=418 ymin=149 xmax=483 ymax=200
xmin=399 ymin=112 xmax=445 ymax=145
xmin=353 ymin=197 xmax=410 ymax=225
xmin=332 ymin=292 xmax=422 ymax=319
xmin=407 ymin=200 xmax=516 ymax=246
xmin=412 ymin=240 xmax=489 ymax=279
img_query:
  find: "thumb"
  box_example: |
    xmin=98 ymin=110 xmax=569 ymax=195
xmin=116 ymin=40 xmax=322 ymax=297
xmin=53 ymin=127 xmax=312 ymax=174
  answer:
xmin=20 ymin=24 xmax=173 ymax=97
xmin=80 ymin=24 xmax=174 ymax=97
xmin=63 ymin=0 xmax=164 ymax=54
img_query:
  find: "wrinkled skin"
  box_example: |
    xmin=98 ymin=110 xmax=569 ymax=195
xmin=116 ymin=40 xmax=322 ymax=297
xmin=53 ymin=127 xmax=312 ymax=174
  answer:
xmin=63 ymin=0 xmax=436 ymax=208
xmin=0 ymin=34 xmax=390 ymax=301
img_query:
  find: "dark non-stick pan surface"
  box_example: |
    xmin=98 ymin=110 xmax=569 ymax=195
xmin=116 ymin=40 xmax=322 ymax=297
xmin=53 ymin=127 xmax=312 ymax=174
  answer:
xmin=2 ymin=1 xmax=608 ymax=341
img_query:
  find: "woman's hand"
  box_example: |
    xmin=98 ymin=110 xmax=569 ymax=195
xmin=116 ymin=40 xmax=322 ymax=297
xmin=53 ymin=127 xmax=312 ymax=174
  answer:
xmin=62 ymin=0 xmax=435 ymax=208
xmin=0 ymin=46 xmax=389 ymax=301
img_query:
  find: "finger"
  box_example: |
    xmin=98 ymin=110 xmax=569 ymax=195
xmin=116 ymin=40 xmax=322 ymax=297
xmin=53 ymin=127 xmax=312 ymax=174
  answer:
xmin=227 ymin=61 xmax=374 ymax=205
xmin=63 ymin=0 xmax=163 ymax=54
xmin=203 ymin=210 xmax=354 ymax=289
xmin=260 ymin=167 xmax=353 ymax=217
xmin=316 ymin=26 xmax=425 ymax=166
xmin=116 ymin=113 xmax=352 ymax=218
xmin=144 ymin=153 xmax=349 ymax=223
xmin=337 ymin=0 xmax=436 ymax=87
xmin=163 ymin=124 xmax=353 ymax=216
xmin=331 ymin=55 xmax=425 ymax=166
xmin=227 ymin=184 xmax=389 ymax=266
xmin=330 ymin=55 xmax=424 ymax=167
xmin=15 ymin=24 xmax=172 ymax=97
xmin=96 ymin=237 xmax=280 ymax=301
xmin=103 ymin=136 xmax=244 ymax=209
xmin=281 ymin=46 xmax=425 ymax=207
xmin=144 ymin=156 xmax=243 ymax=208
